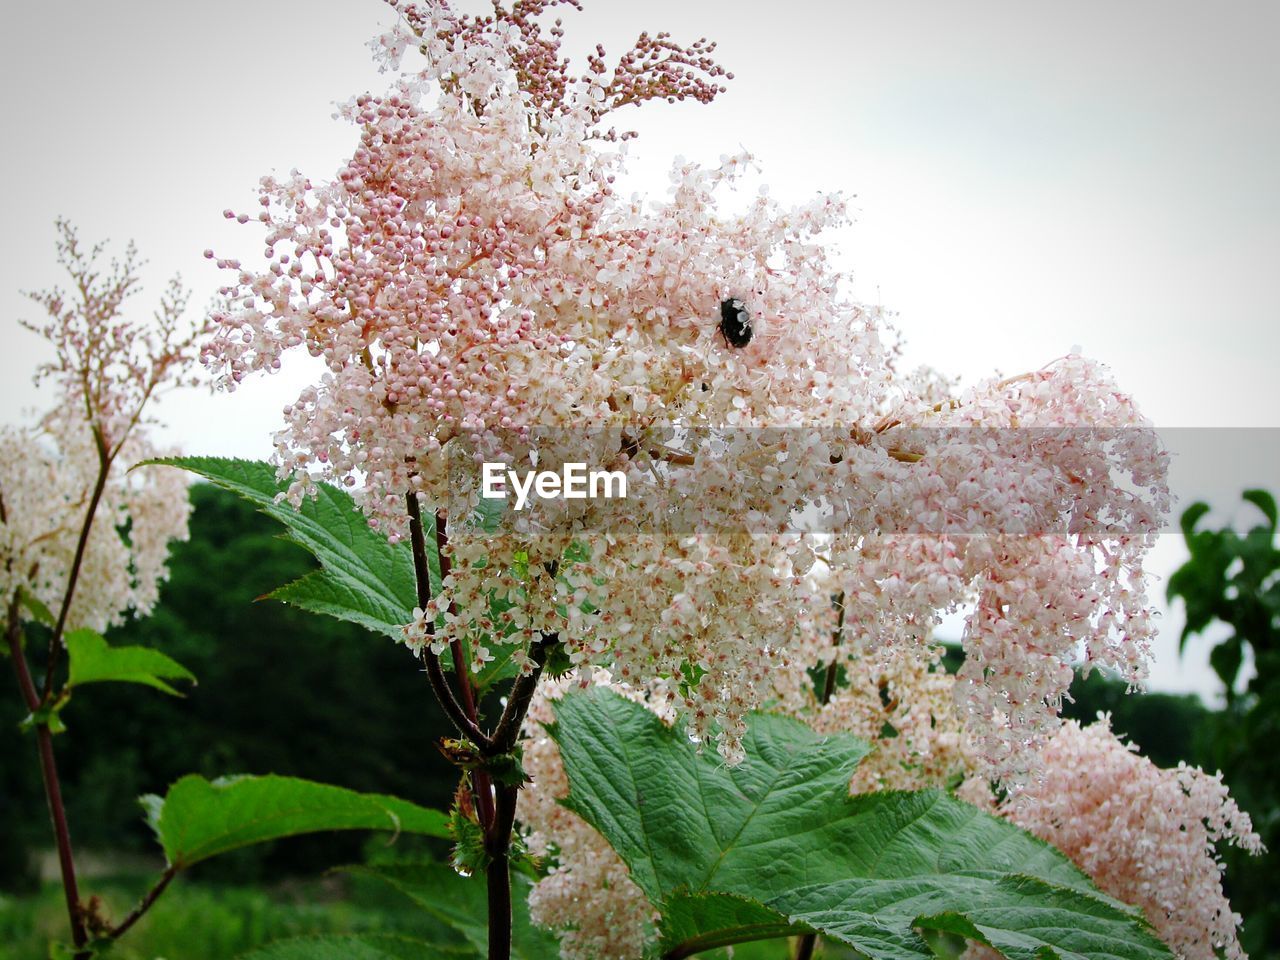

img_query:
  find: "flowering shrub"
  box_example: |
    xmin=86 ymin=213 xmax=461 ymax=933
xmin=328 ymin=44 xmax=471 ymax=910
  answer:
xmin=4 ymin=3 xmax=1264 ymax=960
xmin=3 ymin=229 xmax=451 ymax=959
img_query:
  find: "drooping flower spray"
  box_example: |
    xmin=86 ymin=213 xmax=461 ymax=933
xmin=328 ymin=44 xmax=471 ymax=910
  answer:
xmin=203 ymin=3 xmax=1196 ymax=957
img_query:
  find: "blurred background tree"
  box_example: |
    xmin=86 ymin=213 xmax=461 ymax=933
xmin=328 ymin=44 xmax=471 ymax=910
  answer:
xmin=1165 ymin=490 xmax=1280 ymax=959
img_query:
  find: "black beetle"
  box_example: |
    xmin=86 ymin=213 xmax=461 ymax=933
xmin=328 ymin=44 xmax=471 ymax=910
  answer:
xmin=718 ymin=298 xmax=752 ymax=348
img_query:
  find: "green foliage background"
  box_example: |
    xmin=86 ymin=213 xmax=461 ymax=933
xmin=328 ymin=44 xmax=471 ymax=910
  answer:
xmin=0 ymin=483 xmax=457 ymax=889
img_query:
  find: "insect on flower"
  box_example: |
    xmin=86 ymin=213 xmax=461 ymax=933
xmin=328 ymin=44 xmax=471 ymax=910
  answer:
xmin=718 ymin=297 xmax=752 ymax=347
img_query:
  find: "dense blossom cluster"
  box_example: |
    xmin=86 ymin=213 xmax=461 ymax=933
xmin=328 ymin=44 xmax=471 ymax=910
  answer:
xmin=205 ymin=0 xmax=1167 ymax=771
xmin=813 ymin=643 xmax=979 ymax=794
xmin=0 ymin=416 xmax=190 ymax=633
xmin=2 ymin=221 xmax=203 ymax=633
xmin=994 ymin=719 xmax=1263 ymax=960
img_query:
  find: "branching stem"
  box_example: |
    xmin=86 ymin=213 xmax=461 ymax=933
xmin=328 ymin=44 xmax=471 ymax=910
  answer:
xmin=434 ymin=509 xmax=496 ymax=832
xmin=108 ymin=864 xmax=178 ymax=940
xmin=6 ymin=602 xmax=87 ymax=955
xmin=404 ymin=491 xmax=493 ymax=751
xmin=403 ymin=491 xmax=560 ymax=960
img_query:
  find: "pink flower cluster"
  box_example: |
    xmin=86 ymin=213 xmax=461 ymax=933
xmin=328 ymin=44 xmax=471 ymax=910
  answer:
xmin=205 ymin=1 xmax=1167 ymax=772
xmin=998 ymin=718 xmax=1263 ymax=960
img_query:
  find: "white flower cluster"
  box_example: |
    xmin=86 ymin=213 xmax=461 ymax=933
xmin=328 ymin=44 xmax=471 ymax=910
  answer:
xmin=0 ymin=414 xmax=190 ymax=633
xmin=4 ymin=220 xmax=202 ymax=637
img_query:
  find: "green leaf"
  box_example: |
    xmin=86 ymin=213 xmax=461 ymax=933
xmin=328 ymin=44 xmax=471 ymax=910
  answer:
xmin=344 ymin=861 xmax=561 ymax=960
xmin=235 ymin=934 xmax=470 ymax=959
xmin=147 ymin=458 xmax=426 ymax=639
xmin=550 ymin=688 xmax=1173 ymax=960
xmin=17 ymin=586 xmax=55 ymax=627
xmin=1210 ymin=636 xmax=1245 ymax=693
xmin=65 ymin=628 xmax=195 ymax=697
xmin=19 ymin=704 xmax=67 ymax=735
xmin=1179 ymin=501 xmax=1212 ymax=540
xmin=141 ymin=774 xmax=449 ymax=869
xmin=659 ymin=893 xmax=809 ymax=955
xmin=1243 ymin=489 xmax=1278 ymax=530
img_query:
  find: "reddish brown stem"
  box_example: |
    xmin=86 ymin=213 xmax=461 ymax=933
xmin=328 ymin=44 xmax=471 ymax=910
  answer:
xmin=6 ymin=608 xmax=86 ymax=952
xmin=404 ymin=492 xmax=493 ymax=751
xmin=485 ymin=782 xmax=521 ymax=960
xmin=435 ymin=509 xmax=496 ymax=832
xmin=109 ymin=864 xmax=177 ymax=940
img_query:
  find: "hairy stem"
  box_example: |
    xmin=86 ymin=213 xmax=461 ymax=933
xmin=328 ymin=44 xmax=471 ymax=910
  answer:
xmin=6 ymin=607 xmax=86 ymax=953
xmin=480 ymin=633 xmax=556 ymax=960
xmin=490 ymin=632 xmax=556 ymax=753
xmin=486 ymin=783 xmax=520 ymax=960
xmin=403 ymin=491 xmax=561 ymax=960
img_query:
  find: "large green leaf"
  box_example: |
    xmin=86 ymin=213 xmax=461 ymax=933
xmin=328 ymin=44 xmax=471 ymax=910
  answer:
xmin=549 ymin=688 xmax=1173 ymax=960
xmin=65 ymin=627 xmax=195 ymax=696
xmin=148 ymin=457 xmax=426 ymax=639
xmin=142 ymin=774 xmax=449 ymax=869
xmin=149 ymin=457 xmax=517 ymax=693
xmin=235 ymin=934 xmax=469 ymax=959
xmin=345 ymin=861 xmax=560 ymax=960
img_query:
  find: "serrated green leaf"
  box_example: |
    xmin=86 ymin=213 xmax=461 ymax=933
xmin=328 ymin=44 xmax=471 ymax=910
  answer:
xmin=449 ymin=803 xmax=490 ymax=875
xmin=343 ymin=861 xmax=560 ymax=960
xmin=148 ymin=458 xmax=514 ymax=692
xmin=141 ymin=774 xmax=449 ymax=869
xmin=782 ymin=872 xmax=1170 ymax=960
xmin=550 ymin=688 xmax=1173 ymax=960
xmin=235 ymin=934 xmax=469 ymax=959
xmin=65 ymin=628 xmax=195 ymax=697
xmin=147 ymin=457 xmax=426 ymax=639
xmin=267 ymin=569 xmax=409 ymax=639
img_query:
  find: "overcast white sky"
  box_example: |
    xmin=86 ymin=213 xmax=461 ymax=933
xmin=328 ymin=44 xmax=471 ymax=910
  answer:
xmin=2 ymin=1 xmax=1277 ymax=699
